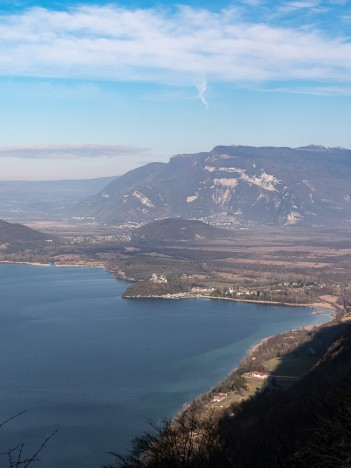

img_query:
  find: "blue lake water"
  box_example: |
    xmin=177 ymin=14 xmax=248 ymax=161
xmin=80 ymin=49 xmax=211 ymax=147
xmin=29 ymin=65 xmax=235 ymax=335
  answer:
xmin=0 ymin=264 xmax=329 ymax=467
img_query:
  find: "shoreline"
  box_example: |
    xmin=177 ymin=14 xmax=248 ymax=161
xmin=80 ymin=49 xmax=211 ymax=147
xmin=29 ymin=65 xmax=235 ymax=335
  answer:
xmin=2 ymin=259 xmax=339 ymax=315
xmin=122 ymin=284 xmax=341 ymax=416
xmin=0 ymin=260 xmax=106 ymax=269
xmin=123 ymin=291 xmax=338 ymax=314
xmin=198 ymin=311 xmax=345 ymax=416
xmin=207 ymin=294 xmax=338 ymax=313
xmin=246 ymin=312 xmax=336 ymax=358
xmin=1 ymin=260 xmax=339 ymax=315
xmin=240 ymin=299 xmax=338 ymax=364
xmin=0 ymin=260 xmax=341 ymax=374
xmin=207 ymin=297 xmax=339 ymax=402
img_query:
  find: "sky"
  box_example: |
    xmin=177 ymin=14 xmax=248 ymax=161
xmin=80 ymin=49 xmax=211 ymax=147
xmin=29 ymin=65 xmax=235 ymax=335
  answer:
xmin=1 ymin=0 xmax=351 ymax=180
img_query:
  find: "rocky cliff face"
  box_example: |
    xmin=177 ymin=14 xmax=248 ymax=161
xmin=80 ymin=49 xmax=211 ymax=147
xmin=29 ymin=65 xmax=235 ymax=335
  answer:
xmin=76 ymin=145 xmax=351 ymax=226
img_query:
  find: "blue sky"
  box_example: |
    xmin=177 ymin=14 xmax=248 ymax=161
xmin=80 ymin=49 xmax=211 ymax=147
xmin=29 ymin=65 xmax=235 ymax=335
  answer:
xmin=1 ymin=0 xmax=351 ymax=180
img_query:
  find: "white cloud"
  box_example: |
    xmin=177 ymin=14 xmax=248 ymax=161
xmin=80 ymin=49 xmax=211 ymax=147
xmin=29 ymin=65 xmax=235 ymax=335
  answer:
xmin=264 ymin=85 xmax=351 ymax=96
xmin=0 ymin=5 xmax=350 ymax=94
xmin=0 ymin=144 xmax=149 ymax=159
xmin=275 ymin=1 xmax=329 ymax=16
xmin=285 ymin=1 xmax=321 ymax=8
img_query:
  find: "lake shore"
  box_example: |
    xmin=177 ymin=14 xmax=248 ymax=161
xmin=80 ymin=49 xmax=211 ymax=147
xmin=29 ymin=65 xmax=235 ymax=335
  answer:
xmin=0 ymin=260 xmax=106 ymax=268
xmin=194 ymin=312 xmax=348 ymax=419
xmin=0 ymin=259 xmax=341 ymax=316
xmin=123 ymin=290 xmax=339 ymax=315
xmin=2 ymin=259 xmax=338 ymax=321
xmin=122 ymin=282 xmax=342 ymax=420
xmin=246 ymin=311 xmax=336 ymax=357
xmin=207 ymin=294 xmax=338 ymax=314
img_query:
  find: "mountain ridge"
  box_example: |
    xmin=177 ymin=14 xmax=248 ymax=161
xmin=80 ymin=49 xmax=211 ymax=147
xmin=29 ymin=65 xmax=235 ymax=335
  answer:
xmin=0 ymin=219 xmax=57 ymax=247
xmin=75 ymin=145 xmax=351 ymax=227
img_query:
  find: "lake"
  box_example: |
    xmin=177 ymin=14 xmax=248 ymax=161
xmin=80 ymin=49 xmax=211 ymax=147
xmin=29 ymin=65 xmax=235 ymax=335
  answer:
xmin=0 ymin=264 xmax=329 ymax=467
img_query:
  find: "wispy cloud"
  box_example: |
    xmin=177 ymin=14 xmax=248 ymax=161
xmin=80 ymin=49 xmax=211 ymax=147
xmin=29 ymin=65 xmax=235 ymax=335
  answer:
xmin=264 ymin=85 xmax=351 ymax=96
xmin=285 ymin=1 xmax=321 ymax=9
xmin=0 ymin=5 xmax=350 ymax=95
xmin=276 ymin=1 xmax=329 ymax=16
xmin=0 ymin=144 xmax=150 ymax=159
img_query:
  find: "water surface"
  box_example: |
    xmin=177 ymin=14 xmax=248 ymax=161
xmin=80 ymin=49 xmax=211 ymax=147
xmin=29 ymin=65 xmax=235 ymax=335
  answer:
xmin=0 ymin=264 xmax=328 ymax=467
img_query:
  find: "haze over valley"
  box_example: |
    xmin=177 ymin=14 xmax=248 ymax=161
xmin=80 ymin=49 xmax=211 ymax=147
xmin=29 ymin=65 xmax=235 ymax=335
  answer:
xmin=0 ymin=176 xmax=117 ymax=222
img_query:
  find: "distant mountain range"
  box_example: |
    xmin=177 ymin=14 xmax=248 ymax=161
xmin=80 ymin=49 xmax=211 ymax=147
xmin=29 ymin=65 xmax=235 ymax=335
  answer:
xmin=0 ymin=176 xmax=117 ymax=221
xmin=75 ymin=145 xmax=351 ymax=227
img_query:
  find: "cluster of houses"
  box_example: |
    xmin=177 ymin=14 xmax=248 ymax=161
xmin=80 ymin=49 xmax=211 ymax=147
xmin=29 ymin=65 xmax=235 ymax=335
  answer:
xmin=191 ymin=286 xmax=215 ymax=293
xmin=212 ymin=392 xmax=228 ymax=402
xmin=149 ymin=273 xmax=168 ymax=284
xmin=249 ymin=371 xmax=269 ymax=379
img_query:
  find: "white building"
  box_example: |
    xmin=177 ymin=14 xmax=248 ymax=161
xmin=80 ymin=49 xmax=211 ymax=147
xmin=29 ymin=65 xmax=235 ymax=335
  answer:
xmin=150 ymin=273 xmax=168 ymax=284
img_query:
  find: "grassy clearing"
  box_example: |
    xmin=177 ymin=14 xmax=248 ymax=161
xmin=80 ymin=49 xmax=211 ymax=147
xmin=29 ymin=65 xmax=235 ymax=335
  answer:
xmin=264 ymin=356 xmax=318 ymax=377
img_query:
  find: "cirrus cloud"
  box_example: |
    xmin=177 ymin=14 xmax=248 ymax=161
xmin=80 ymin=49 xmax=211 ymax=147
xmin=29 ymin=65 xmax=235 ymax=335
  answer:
xmin=0 ymin=4 xmax=350 ymax=95
xmin=0 ymin=144 xmax=150 ymax=159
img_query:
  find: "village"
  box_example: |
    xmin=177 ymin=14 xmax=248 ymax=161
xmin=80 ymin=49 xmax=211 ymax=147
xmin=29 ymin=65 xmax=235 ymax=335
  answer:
xmin=210 ymin=368 xmax=303 ymax=410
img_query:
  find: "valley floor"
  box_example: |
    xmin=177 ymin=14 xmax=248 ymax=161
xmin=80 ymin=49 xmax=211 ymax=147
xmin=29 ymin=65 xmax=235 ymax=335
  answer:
xmin=1 ymin=224 xmax=351 ymax=313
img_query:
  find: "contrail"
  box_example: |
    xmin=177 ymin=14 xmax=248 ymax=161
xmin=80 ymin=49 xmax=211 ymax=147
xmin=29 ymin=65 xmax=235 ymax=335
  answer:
xmin=196 ymin=76 xmax=208 ymax=110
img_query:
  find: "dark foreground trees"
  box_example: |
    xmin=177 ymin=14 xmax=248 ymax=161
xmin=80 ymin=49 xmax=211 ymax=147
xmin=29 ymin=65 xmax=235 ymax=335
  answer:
xmin=105 ymin=402 xmax=224 ymax=468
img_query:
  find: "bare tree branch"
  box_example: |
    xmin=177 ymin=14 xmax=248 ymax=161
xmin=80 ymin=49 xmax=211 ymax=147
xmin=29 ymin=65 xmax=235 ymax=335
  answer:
xmin=23 ymin=429 xmax=58 ymax=467
xmin=0 ymin=411 xmax=27 ymax=429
